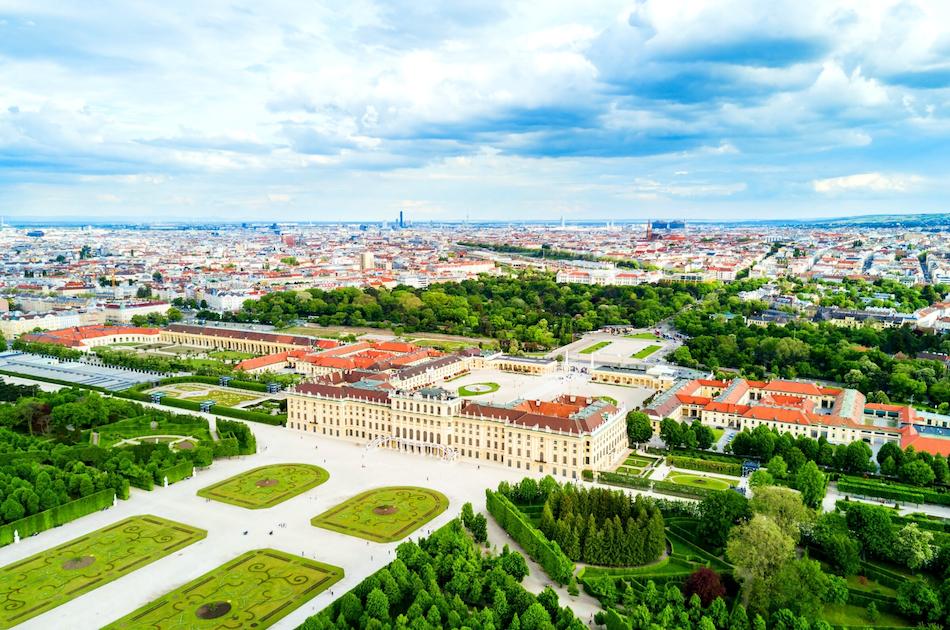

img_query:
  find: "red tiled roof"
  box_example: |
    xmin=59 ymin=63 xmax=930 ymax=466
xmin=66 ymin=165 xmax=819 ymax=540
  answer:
xmin=900 ymin=425 xmax=950 ymax=457
xmin=763 ymin=380 xmax=823 ymax=396
xmin=21 ymin=325 xmax=160 ymax=348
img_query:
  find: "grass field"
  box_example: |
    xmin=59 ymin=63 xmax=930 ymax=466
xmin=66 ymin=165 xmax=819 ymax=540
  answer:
xmin=710 ymin=428 xmax=725 ymax=443
xmin=625 ymin=332 xmax=661 ymax=340
xmin=458 ymin=382 xmax=500 ymax=396
xmin=820 ymin=603 xmax=911 ymax=627
xmin=208 ymin=350 xmax=257 ymax=361
xmin=631 ymin=344 xmax=661 ymax=359
xmin=579 ymin=341 xmax=612 ymax=355
xmin=101 ymin=549 xmax=343 ymax=630
xmin=312 ymin=486 xmax=449 ymax=543
xmin=0 ymin=515 xmax=206 ymax=628
xmin=667 ymin=473 xmax=732 ymax=491
xmin=198 ymin=464 xmax=329 ymax=509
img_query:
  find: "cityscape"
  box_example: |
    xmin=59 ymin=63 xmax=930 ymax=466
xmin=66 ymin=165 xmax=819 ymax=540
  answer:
xmin=3 ymin=2 xmax=950 ymax=630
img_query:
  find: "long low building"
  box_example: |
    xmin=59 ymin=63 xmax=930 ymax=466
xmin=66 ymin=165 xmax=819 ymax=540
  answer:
xmin=287 ymin=384 xmax=628 ymax=479
xmin=159 ymin=324 xmax=325 ymax=354
xmin=645 ymin=377 xmax=950 ymax=455
xmin=20 ymin=325 xmax=161 ymax=349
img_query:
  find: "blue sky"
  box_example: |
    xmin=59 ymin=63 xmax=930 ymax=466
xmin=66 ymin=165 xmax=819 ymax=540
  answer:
xmin=1 ymin=0 xmax=950 ymax=221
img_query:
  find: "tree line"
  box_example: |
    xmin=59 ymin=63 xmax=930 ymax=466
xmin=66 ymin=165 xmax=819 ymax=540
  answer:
xmin=538 ymin=484 xmax=665 ymax=567
xmin=671 ymin=286 xmax=950 ymax=408
xmin=220 ymin=273 xmax=709 ymax=350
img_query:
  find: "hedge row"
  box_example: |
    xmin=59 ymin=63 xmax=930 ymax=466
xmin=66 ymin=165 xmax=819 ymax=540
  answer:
xmin=485 ymin=489 xmax=574 ymax=585
xmin=598 ymin=471 xmax=652 ymax=489
xmin=651 ymin=480 xmax=719 ymax=500
xmin=667 ymin=456 xmax=741 ymax=477
xmin=838 ymin=476 xmax=950 ymax=506
xmin=0 ymin=489 xmax=115 ymax=546
xmin=158 ymin=460 xmax=193 ymax=485
xmin=837 ymin=478 xmax=925 ymax=504
xmin=648 ymin=447 xmax=746 ymax=463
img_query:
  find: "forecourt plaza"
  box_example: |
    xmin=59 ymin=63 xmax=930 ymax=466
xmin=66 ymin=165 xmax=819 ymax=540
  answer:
xmin=0 ymin=413 xmax=555 ymax=630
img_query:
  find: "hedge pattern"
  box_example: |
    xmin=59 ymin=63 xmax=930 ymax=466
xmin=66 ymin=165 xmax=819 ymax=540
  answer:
xmin=667 ymin=456 xmax=741 ymax=477
xmin=0 ymin=489 xmax=114 ymax=546
xmin=485 ymin=489 xmax=574 ymax=584
xmin=837 ymin=478 xmax=926 ymax=504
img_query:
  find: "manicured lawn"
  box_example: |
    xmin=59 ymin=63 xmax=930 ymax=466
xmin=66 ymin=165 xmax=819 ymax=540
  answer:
xmin=579 ymin=341 xmax=612 ymax=355
xmin=710 ymin=428 xmax=725 ymax=443
xmin=597 ymin=395 xmax=618 ymax=405
xmin=458 ymin=382 xmax=500 ymax=396
xmin=625 ymin=332 xmax=661 ymax=340
xmin=149 ymin=385 xmax=262 ymax=408
xmin=667 ymin=473 xmax=731 ymax=491
xmin=198 ymin=463 xmax=329 ymax=509
xmin=631 ymin=344 xmax=661 ymax=359
xmin=208 ymin=350 xmax=257 ymax=361
xmin=821 ymin=603 xmax=912 ymax=627
xmin=625 ymin=456 xmax=656 ymax=467
xmin=617 ymin=466 xmax=643 ymax=476
xmin=101 ymin=549 xmax=343 ymax=630
xmin=0 ymin=515 xmax=206 ymax=627
xmin=312 ymin=486 xmax=449 ymax=543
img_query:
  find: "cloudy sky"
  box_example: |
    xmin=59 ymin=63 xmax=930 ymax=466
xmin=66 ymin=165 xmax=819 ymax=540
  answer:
xmin=2 ymin=0 xmax=950 ymax=222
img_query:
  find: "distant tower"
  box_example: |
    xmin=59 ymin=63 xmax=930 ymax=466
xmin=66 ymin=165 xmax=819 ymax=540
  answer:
xmin=645 ymin=220 xmax=653 ymax=241
xmin=399 ymin=210 xmax=405 ymax=228
xmin=560 ymin=215 xmax=565 ymax=228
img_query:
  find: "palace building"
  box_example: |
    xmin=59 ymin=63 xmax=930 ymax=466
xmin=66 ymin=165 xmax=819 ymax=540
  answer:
xmin=287 ymin=383 xmax=628 ymax=479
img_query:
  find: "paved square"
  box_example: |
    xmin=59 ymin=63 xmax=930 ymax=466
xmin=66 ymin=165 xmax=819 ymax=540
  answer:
xmin=101 ymin=549 xmax=343 ymax=630
xmin=197 ymin=464 xmax=329 ymax=509
xmin=0 ymin=515 xmax=205 ymax=628
xmin=311 ymin=486 xmax=448 ymax=543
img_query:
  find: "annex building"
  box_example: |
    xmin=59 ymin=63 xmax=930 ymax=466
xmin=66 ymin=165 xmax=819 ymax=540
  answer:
xmin=645 ymin=377 xmax=950 ymax=455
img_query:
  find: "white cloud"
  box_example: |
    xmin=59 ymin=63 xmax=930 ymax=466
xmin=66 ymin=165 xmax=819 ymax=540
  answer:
xmin=812 ymin=172 xmax=922 ymax=193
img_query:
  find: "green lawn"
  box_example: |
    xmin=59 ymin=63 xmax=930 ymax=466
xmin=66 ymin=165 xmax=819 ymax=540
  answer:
xmin=458 ymin=382 xmax=500 ymax=396
xmin=101 ymin=549 xmax=343 ymax=630
xmin=617 ymin=466 xmax=643 ymax=476
xmin=198 ymin=464 xmax=329 ymax=509
xmin=208 ymin=350 xmax=257 ymax=361
xmin=312 ymin=486 xmax=449 ymax=543
xmin=579 ymin=341 xmax=612 ymax=355
xmin=597 ymin=395 xmax=618 ymax=405
xmin=0 ymin=515 xmax=206 ymax=628
xmin=667 ymin=473 xmax=732 ymax=491
xmin=631 ymin=344 xmax=661 ymax=359
xmin=710 ymin=428 xmax=725 ymax=443
xmin=625 ymin=332 xmax=661 ymax=340
xmin=820 ymin=603 xmax=911 ymax=627
xmin=625 ymin=456 xmax=656 ymax=467
xmin=149 ymin=385 xmax=262 ymax=408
